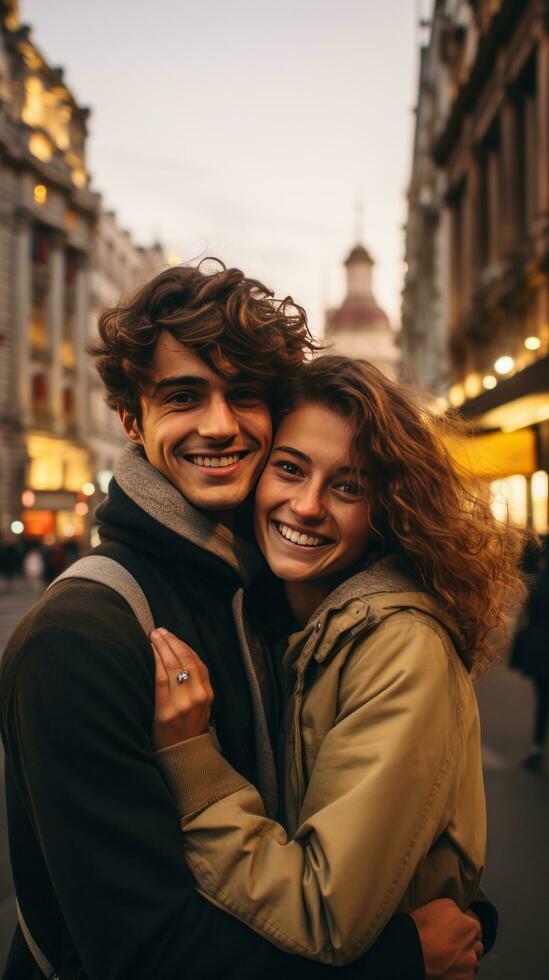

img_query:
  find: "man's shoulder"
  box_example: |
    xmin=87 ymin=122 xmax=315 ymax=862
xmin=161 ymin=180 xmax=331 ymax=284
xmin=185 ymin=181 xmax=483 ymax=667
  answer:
xmin=2 ymin=577 xmax=149 ymax=686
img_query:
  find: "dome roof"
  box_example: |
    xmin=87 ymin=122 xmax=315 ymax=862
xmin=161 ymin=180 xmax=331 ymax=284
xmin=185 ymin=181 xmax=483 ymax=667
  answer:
xmin=327 ymin=298 xmax=389 ymax=331
xmin=344 ymin=243 xmax=374 ymax=266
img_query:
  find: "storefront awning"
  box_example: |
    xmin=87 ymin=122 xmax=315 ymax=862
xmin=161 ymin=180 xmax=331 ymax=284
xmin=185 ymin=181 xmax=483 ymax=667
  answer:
xmin=445 ymin=428 xmax=537 ymax=480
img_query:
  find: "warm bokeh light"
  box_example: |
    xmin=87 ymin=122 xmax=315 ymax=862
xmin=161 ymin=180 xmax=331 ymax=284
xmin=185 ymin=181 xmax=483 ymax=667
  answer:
xmin=33 ymin=183 xmax=48 ymax=205
xmin=10 ymin=521 xmax=24 ymax=535
xmin=75 ymin=502 xmax=89 ymax=516
xmin=448 ymin=383 xmax=465 ymax=407
xmin=524 ymin=336 xmax=541 ymax=351
xmin=531 ymin=470 xmax=549 ymax=535
xmin=82 ymin=482 xmax=96 ymax=497
xmin=97 ymin=469 xmax=113 ymax=494
xmin=494 ymin=356 xmax=515 ymax=375
xmin=21 ymin=490 xmax=36 ymax=507
xmin=483 ymin=375 xmax=497 ymax=390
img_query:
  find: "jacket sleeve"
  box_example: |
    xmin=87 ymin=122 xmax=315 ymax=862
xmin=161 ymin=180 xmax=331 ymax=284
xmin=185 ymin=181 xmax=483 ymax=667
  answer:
xmin=3 ymin=610 xmax=425 ymax=980
xmin=158 ymin=617 xmax=464 ymax=965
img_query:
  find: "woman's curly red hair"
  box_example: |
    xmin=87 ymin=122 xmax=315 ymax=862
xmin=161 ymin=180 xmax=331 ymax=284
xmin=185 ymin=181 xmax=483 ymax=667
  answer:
xmin=283 ymin=355 xmax=527 ymax=676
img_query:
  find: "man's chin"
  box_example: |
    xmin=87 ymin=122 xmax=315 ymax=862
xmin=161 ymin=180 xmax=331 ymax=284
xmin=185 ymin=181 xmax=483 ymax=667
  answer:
xmin=181 ymin=484 xmax=252 ymax=514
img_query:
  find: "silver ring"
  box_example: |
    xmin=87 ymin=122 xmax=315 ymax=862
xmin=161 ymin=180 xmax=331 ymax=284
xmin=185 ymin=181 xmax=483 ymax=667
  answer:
xmin=176 ymin=669 xmax=191 ymax=684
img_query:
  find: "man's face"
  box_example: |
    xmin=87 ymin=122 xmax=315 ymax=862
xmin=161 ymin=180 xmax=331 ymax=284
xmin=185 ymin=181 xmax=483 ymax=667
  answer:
xmin=121 ymin=333 xmax=273 ymax=520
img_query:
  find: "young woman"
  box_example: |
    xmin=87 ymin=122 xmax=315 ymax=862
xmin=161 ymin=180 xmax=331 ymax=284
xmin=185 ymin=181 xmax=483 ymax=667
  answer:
xmin=150 ymin=356 xmax=522 ymax=966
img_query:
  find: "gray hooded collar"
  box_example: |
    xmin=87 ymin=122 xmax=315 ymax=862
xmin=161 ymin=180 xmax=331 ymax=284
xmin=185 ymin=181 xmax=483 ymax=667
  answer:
xmin=305 ymin=555 xmax=425 ymax=629
xmin=114 ymin=443 xmax=263 ymax=585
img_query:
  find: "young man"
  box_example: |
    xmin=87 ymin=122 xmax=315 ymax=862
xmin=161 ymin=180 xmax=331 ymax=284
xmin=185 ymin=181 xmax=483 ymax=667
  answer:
xmin=1 ymin=262 xmax=491 ymax=979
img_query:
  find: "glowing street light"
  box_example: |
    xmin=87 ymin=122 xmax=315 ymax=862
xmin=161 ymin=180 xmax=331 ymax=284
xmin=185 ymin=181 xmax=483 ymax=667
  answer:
xmin=494 ymin=356 xmax=514 ymax=376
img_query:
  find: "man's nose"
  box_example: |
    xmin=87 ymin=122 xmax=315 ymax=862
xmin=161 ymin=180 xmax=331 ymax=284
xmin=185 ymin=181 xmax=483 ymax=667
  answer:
xmin=197 ymin=396 xmax=240 ymax=441
xmin=289 ymin=484 xmax=326 ymax=522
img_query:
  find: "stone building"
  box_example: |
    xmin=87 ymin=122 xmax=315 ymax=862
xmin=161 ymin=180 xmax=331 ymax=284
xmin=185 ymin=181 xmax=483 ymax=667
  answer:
xmin=0 ymin=2 xmax=168 ymax=542
xmin=402 ymin=0 xmax=549 ymax=533
xmin=87 ymin=210 xmax=166 ymax=524
xmin=0 ymin=0 xmax=98 ymax=540
xmin=325 ymin=242 xmax=399 ymax=379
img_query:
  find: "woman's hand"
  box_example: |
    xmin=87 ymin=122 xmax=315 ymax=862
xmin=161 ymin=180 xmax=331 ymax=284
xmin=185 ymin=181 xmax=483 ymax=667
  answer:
xmin=150 ymin=628 xmax=214 ymax=750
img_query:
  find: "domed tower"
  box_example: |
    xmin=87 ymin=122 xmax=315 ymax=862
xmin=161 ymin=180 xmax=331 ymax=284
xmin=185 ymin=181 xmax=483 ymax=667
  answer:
xmin=324 ymin=242 xmax=399 ymax=379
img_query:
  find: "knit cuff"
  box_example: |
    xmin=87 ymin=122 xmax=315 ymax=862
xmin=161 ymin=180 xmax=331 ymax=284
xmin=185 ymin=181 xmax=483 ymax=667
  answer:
xmin=155 ymin=732 xmax=249 ymax=817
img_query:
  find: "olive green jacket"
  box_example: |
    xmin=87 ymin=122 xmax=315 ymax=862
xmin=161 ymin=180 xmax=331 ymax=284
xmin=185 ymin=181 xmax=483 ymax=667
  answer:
xmin=158 ymin=558 xmax=486 ymax=965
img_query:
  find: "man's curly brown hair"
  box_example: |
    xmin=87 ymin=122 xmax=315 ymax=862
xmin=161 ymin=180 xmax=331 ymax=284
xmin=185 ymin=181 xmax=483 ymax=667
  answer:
xmin=90 ymin=258 xmax=317 ymax=423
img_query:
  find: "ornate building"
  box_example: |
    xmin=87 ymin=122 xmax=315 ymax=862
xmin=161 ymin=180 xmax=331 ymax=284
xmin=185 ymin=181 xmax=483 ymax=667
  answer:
xmin=0 ymin=0 xmax=98 ymax=539
xmin=0 ymin=1 xmax=168 ymax=542
xmin=87 ymin=211 xmax=166 ymax=530
xmin=325 ymin=242 xmax=399 ymax=379
xmin=402 ymin=0 xmax=549 ymax=533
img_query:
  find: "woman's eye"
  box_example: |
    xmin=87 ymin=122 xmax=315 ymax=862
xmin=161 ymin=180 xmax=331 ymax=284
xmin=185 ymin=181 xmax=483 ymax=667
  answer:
xmin=334 ymin=482 xmax=362 ymax=497
xmin=274 ymin=460 xmax=301 ymax=476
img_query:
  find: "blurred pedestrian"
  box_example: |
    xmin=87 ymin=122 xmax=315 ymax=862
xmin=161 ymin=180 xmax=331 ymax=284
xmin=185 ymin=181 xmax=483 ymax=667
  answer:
xmin=510 ymin=559 xmax=549 ymax=773
xmin=0 ymin=536 xmax=23 ymax=593
xmin=23 ymin=546 xmax=45 ymax=592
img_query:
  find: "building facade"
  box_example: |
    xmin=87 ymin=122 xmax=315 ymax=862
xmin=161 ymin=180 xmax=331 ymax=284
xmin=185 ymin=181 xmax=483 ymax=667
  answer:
xmin=0 ymin=0 xmax=99 ymax=540
xmin=0 ymin=2 xmax=168 ymax=543
xmin=325 ymin=242 xmax=399 ymax=379
xmin=402 ymin=0 xmax=549 ymax=533
xmin=87 ymin=210 xmax=166 ymax=528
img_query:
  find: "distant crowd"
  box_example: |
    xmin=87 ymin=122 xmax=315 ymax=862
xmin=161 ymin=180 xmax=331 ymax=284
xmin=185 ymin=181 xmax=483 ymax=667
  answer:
xmin=0 ymin=535 xmax=81 ymax=593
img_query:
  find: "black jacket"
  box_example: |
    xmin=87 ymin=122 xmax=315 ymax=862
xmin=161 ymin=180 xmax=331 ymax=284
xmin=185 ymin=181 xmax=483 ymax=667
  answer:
xmin=1 ymin=446 xmax=425 ymax=980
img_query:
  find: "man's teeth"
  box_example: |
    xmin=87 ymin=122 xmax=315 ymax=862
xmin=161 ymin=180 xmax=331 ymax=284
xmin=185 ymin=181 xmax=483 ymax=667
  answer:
xmin=189 ymin=454 xmax=241 ymax=468
xmin=276 ymin=523 xmax=327 ymax=547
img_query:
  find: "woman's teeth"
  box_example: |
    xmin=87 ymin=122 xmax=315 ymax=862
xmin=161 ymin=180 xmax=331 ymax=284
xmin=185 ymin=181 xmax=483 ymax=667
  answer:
xmin=275 ymin=522 xmax=327 ymax=547
xmin=189 ymin=454 xmax=241 ymax=468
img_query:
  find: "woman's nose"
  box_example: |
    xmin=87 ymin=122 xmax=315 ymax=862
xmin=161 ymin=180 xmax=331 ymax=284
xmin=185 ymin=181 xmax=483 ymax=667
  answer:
xmin=289 ymin=485 xmax=326 ymax=521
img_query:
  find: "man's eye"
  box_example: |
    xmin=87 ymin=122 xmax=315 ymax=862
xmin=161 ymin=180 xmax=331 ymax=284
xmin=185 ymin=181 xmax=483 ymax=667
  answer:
xmin=274 ymin=460 xmax=301 ymax=476
xmin=230 ymin=388 xmax=264 ymax=404
xmin=165 ymin=391 xmax=197 ymax=405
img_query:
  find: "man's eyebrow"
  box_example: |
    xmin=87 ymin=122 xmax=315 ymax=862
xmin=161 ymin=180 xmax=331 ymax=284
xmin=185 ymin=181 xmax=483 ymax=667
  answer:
xmin=152 ymin=375 xmax=208 ymax=393
xmin=152 ymin=374 xmax=263 ymax=393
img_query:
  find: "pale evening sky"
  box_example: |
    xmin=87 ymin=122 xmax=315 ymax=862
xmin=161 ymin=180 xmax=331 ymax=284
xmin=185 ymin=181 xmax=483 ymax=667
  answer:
xmin=22 ymin=0 xmax=427 ymax=337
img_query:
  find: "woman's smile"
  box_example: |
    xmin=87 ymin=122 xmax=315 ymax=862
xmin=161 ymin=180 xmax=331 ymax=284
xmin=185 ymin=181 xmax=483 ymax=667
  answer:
xmin=255 ymin=402 xmax=372 ymax=584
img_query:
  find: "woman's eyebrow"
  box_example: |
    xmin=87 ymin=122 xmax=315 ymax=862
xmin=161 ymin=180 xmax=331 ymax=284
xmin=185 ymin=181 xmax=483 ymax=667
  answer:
xmin=272 ymin=445 xmax=310 ymax=463
xmin=334 ymin=466 xmax=371 ymax=478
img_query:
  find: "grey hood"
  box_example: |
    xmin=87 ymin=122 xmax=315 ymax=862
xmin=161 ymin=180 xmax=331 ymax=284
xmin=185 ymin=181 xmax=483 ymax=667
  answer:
xmin=113 ymin=443 xmax=263 ymax=585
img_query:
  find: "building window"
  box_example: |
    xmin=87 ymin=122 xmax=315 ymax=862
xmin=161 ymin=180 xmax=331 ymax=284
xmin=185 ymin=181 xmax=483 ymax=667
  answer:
xmin=63 ymin=386 xmax=75 ymax=428
xmin=30 ymin=227 xmax=50 ymax=351
xmin=32 ymin=372 xmax=48 ymax=427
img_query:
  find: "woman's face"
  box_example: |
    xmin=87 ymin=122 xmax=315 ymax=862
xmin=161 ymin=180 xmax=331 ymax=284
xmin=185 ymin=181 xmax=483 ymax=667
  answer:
xmin=254 ymin=402 xmax=373 ymax=582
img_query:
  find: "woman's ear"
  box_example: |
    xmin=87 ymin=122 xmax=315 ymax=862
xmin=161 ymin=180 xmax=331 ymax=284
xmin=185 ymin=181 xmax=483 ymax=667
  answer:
xmin=119 ymin=408 xmax=143 ymax=444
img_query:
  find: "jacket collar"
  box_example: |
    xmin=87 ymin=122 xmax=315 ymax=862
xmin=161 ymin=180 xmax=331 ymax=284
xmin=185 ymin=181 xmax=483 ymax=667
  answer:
xmin=283 ymin=555 xmax=466 ymax=672
xmin=111 ymin=443 xmax=263 ymax=586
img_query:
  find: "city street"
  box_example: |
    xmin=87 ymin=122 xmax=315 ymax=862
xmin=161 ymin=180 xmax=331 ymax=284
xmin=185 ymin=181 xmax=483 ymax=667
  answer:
xmin=1 ymin=586 xmax=548 ymax=977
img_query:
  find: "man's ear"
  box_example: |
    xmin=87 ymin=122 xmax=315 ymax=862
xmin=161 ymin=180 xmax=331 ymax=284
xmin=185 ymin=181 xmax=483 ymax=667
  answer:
xmin=119 ymin=408 xmax=143 ymax=444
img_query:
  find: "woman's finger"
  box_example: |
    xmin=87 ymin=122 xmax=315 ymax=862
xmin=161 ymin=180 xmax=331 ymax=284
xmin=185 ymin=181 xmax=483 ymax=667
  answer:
xmin=150 ymin=632 xmax=186 ymax=695
xmin=151 ymin=643 xmax=170 ymax=690
xmin=154 ymin=629 xmax=207 ymax=673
